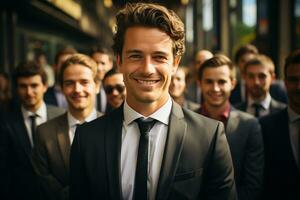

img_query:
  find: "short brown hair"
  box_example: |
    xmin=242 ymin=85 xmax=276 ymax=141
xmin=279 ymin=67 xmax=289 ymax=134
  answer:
xmin=234 ymin=44 xmax=258 ymax=63
xmin=13 ymin=61 xmax=47 ymax=85
xmin=112 ymin=3 xmax=185 ymax=58
xmin=59 ymin=54 xmax=98 ymax=85
xmin=198 ymin=54 xmax=236 ymax=80
xmin=54 ymin=46 xmax=77 ymax=65
xmin=243 ymin=54 xmax=275 ymax=75
xmin=284 ymin=49 xmax=300 ymax=78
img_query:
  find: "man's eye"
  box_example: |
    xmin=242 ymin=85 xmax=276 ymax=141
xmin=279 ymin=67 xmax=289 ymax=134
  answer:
xmin=129 ymin=54 xmax=142 ymax=59
xmin=154 ymin=55 xmax=167 ymax=62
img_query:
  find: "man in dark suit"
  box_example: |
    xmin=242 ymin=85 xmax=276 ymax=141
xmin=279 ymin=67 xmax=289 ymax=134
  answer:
xmin=230 ymin=44 xmax=287 ymax=105
xmin=196 ymin=54 xmax=264 ymax=200
xmin=32 ymin=54 xmax=103 ymax=200
xmin=0 ymin=61 xmax=64 ymax=200
xmin=44 ymin=47 xmax=77 ymax=109
xmin=90 ymin=46 xmax=114 ymax=113
xmin=236 ymin=54 xmax=286 ymax=117
xmin=70 ymin=3 xmax=237 ymax=200
xmin=259 ymin=49 xmax=300 ymax=200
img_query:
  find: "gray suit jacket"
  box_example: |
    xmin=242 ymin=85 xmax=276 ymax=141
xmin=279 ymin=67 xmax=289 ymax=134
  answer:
xmin=32 ymin=112 xmax=103 ymax=200
xmin=69 ymin=102 xmax=237 ymax=200
xmin=226 ymin=108 xmax=264 ymax=200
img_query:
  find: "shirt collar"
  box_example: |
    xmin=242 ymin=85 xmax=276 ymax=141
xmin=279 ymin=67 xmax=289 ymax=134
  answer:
xmin=248 ymin=93 xmax=271 ymax=110
xmin=199 ymin=102 xmax=231 ymax=123
xmin=287 ymin=106 xmax=300 ymax=123
xmin=123 ymin=97 xmax=172 ymax=126
xmin=21 ymin=101 xmax=47 ymax=119
xmin=67 ymin=109 xmax=98 ymax=128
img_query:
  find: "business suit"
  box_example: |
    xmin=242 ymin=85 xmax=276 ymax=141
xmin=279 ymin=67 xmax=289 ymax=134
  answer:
xmin=70 ymin=102 xmax=237 ymax=200
xmin=226 ymin=108 xmax=264 ymax=200
xmin=32 ymin=111 xmax=103 ymax=200
xmin=259 ymin=108 xmax=300 ymax=200
xmin=0 ymin=105 xmax=64 ymax=200
xmin=235 ymin=98 xmax=286 ymax=117
xmin=230 ymin=80 xmax=288 ymax=106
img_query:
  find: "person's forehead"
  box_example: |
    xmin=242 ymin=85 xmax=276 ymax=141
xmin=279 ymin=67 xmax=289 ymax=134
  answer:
xmin=104 ymin=73 xmax=123 ymax=83
xmin=246 ymin=64 xmax=269 ymax=73
xmin=18 ymin=75 xmax=43 ymax=83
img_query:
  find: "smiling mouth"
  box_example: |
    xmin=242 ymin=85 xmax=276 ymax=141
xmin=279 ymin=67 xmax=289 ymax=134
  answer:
xmin=134 ymin=79 xmax=160 ymax=85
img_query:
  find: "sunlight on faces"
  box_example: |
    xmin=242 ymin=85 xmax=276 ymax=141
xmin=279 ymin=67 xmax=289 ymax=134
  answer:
xmin=169 ymin=68 xmax=186 ymax=98
xmin=104 ymin=73 xmax=126 ymax=109
xmin=17 ymin=75 xmax=48 ymax=111
xmin=244 ymin=64 xmax=274 ymax=100
xmin=199 ymin=65 xmax=236 ymax=108
xmin=117 ymin=27 xmax=180 ymax=109
xmin=285 ymin=64 xmax=300 ymax=113
xmin=62 ymin=64 xmax=98 ymax=113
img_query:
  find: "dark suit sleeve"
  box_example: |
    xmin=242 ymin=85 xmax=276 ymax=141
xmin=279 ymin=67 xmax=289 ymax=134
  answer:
xmin=238 ymin=119 xmax=264 ymax=200
xmin=0 ymin=119 xmax=10 ymax=200
xmin=203 ymin=122 xmax=237 ymax=200
xmin=69 ymin=127 xmax=91 ymax=200
xmin=31 ymin=127 xmax=68 ymax=200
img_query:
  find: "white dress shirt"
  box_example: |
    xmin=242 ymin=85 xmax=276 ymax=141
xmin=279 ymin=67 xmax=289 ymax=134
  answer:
xmin=287 ymin=106 xmax=300 ymax=167
xmin=21 ymin=102 xmax=47 ymax=147
xmin=247 ymin=93 xmax=272 ymax=117
xmin=67 ymin=109 xmax=98 ymax=144
xmin=121 ymin=98 xmax=172 ymax=200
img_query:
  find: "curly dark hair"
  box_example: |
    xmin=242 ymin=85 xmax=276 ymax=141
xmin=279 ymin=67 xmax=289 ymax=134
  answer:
xmin=112 ymin=3 xmax=185 ymax=58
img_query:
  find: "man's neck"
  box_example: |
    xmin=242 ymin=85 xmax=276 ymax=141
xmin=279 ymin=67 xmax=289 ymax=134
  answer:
xmin=172 ymin=95 xmax=184 ymax=107
xmin=250 ymin=93 xmax=267 ymax=103
xmin=127 ymin=95 xmax=170 ymax=117
xmin=204 ymin=102 xmax=228 ymax=119
xmin=69 ymin=107 xmax=93 ymax=122
xmin=24 ymin=101 xmax=43 ymax=113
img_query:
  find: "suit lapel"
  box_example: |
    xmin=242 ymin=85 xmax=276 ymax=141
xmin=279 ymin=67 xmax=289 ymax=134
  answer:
xmin=12 ymin=110 xmax=32 ymax=156
xmin=56 ymin=113 xmax=70 ymax=173
xmin=156 ymin=102 xmax=187 ymax=199
xmin=105 ymin=107 xmax=123 ymax=199
xmin=226 ymin=108 xmax=239 ymax=135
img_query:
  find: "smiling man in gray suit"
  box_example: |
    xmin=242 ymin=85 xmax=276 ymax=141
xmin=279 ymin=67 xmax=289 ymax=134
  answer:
xmin=70 ymin=3 xmax=236 ymax=200
xmin=32 ymin=54 xmax=103 ymax=200
xmin=196 ymin=55 xmax=264 ymax=200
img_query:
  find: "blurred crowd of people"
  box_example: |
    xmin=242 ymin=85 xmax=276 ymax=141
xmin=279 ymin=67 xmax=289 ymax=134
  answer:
xmin=0 ymin=2 xmax=299 ymax=200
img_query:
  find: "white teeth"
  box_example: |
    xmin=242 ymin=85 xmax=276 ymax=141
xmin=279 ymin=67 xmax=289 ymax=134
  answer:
xmin=137 ymin=80 xmax=157 ymax=85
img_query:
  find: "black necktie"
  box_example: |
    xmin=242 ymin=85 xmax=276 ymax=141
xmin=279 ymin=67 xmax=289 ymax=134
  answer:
xmin=252 ymin=103 xmax=262 ymax=118
xmin=134 ymin=118 xmax=156 ymax=200
xmin=29 ymin=114 xmax=37 ymax=144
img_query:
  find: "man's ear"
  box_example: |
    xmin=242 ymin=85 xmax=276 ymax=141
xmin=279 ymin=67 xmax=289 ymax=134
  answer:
xmin=172 ymin=56 xmax=181 ymax=75
xmin=270 ymin=72 xmax=276 ymax=83
xmin=231 ymin=78 xmax=237 ymax=91
xmin=116 ymin=54 xmax=122 ymax=72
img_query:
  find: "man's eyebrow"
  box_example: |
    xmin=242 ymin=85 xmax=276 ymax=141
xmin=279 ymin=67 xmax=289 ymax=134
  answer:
xmin=125 ymin=50 xmax=142 ymax=54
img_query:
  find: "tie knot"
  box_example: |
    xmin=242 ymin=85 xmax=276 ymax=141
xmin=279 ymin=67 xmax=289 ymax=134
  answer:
xmin=29 ymin=114 xmax=37 ymax=120
xmin=135 ymin=118 xmax=156 ymax=136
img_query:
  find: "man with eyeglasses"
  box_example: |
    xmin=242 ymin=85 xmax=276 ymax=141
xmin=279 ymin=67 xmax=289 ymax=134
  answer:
xmin=103 ymin=68 xmax=126 ymax=113
xmin=259 ymin=49 xmax=300 ymax=200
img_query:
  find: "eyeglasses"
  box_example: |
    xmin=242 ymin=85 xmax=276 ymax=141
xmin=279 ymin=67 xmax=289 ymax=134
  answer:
xmin=104 ymin=84 xmax=125 ymax=94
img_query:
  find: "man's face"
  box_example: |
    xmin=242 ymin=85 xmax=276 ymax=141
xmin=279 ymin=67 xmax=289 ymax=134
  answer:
xmin=244 ymin=64 xmax=274 ymax=101
xmin=104 ymin=73 xmax=126 ymax=109
xmin=117 ymin=27 xmax=180 ymax=111
xmin=169 ymin=68 xmax=186 ymax=98
xmin=285 ymin=64 xmax=300 ymax=113
xmin=199 ymin=65 xmax=235 ymax=108
xmin=17 ymin=75 xmax=48 ymax=111
xmin=92 ymin=53 xmax=113 ymax=81
xmin=238 ymin=53 xmax=256 ymax=73
xmin=62 ymin=64 xmax=98 ymax=114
